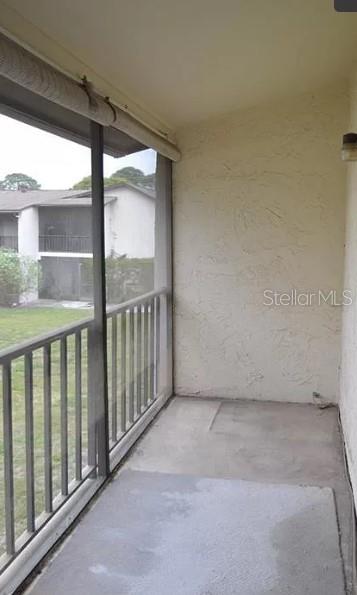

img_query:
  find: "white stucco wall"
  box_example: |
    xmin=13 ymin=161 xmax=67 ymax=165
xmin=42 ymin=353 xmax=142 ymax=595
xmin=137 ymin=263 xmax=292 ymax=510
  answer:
xmin=340 ymin=75 xmax=357 ymax=500
xmin=104 ymin=201 xmax=112 ymax=256
xmin=17 ymin=206 xmax=39 ymax=301
xmin=18 ymin=206 xmax=39 ymax=258
xmin=107 ymin=187 xmax=155 ymax=258
xmin=173 ymin=85 xmax=348 ymax=402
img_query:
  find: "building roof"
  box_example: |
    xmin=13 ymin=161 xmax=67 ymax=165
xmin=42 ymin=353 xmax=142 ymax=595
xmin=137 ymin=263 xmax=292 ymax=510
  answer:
xmin=0 ymin=182 xmax=155 ymax=212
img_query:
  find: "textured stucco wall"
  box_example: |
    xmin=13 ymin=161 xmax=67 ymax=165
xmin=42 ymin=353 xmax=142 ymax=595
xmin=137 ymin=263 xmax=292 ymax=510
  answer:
xmin=340 ymin=75 xmax=357 ymax=499
xmin=173 ymin=85 xmax=348 ymax=402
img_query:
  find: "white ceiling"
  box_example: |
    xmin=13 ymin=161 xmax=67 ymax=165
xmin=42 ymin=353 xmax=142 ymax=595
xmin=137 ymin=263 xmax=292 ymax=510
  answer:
xmin=1 ymin=0 xmax=357 ymax=133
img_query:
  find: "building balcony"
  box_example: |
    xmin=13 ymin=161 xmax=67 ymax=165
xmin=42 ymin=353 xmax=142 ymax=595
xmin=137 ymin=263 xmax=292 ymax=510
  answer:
xmin=0 ymin=8 xmax=356 ymax=593
xmin=39 ymin=235 xmax=92 ymax=253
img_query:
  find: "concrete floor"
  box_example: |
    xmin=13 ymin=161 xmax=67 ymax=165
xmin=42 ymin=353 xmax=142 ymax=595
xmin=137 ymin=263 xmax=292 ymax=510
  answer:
xmin=127 ymin=397 xmax=353 ymax=592
xmin=27 ymin=471 xmax=345 ymax=595
xmin=27 ymin=397 xmax=353 ymax=594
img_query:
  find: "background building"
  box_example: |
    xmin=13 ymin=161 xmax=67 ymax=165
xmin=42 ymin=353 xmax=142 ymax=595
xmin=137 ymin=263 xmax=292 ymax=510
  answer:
xmin=0 ymin=182 xmax=155 ymax=301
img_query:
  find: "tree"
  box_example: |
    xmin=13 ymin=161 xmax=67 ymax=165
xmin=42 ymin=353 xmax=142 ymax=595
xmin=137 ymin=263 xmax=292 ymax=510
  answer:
xmin=110 ymin=167 xmax=145 ymax=185
xmin=72 ymin=167 xmax=155 ymax=190
xmin=72 ymin=175 xmax=92 ymax=190
xmin=0 ymin=172 xmax=41 ymax=191
xmin=72 ymin=175 xmax=119 ymax=190
xmin=111 ymin=167 xmax=155 ymax=188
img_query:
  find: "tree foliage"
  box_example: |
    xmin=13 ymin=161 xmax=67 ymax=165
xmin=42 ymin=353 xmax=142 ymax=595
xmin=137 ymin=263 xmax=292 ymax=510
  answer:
xmin=72 ymin=175 xmax=123 ymax=190
xmin=0 ymin=249 xmax=38 ymax=306
xmin=72 ymin=167 xmax=155 ymax=191
xmin=110 ymin=167 xmax=145 ymax=185
xmin=72 ymin=175 xmax=92 ymax=190
xmin=0 ymin=172 xmax=41 ymax=191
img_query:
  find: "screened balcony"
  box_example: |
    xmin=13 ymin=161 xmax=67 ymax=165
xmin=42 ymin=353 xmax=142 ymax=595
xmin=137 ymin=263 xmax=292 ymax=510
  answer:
xmin=1 ymin=4 xmax=357 ymax=595
xmin=0 ymin=214 xmax=18 ymax=251
xmin=39 ymin=207 xmax=93 ymax=254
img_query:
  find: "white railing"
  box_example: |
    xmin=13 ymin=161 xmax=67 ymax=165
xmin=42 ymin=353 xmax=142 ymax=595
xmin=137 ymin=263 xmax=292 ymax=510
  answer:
xmin=39 ymin=235 xmax=92 ymax=253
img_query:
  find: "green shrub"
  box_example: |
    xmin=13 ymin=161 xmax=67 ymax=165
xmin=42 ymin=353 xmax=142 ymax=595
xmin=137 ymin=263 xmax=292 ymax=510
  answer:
xmin=81 ymin=254 xmax=154 ymax=303
xmin=0 ymin=249 xmax=38 ymax=306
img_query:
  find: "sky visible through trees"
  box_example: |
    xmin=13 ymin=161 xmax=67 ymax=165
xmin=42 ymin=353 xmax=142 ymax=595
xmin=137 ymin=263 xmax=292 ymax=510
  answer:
xmin=0 ymin=167 xmax=155 ymax=192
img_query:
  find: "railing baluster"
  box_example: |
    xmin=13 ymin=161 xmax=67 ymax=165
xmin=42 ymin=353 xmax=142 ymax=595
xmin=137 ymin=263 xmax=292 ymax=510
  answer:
xmin=128 ymin=308 xmax=135 ymax=424
xmin=120 ymin=312 xmax=127 ymax=433
xmin=43 ymin=344 xmax=52 ymax=513
xmin=2 ymin=363 xmax=15 ymax=556
xmin=60 ymin=337 xmax=68 ymax=496
xmin=149 ymin=299 xmax=155 ymax=401
xmin=24 ymin=353 xmax=35 ymax=533
xmin=136 ymin=305 xmax=142 ymax=416
xmin=75 ymin=332 xmax=82 ymax=481
xmin=87 ymin=328 xmax=97 ymax=475
xmin=155 ymin=296 xmax=161 ymax=398
xmin=111 ymin=317 xmax=118 ymax=443
xmin=143 ymin=302 xmax=149 ymax=407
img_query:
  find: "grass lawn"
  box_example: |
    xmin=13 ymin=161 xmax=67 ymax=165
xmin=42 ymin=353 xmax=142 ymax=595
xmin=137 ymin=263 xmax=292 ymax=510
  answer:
xmin=0 ymin=306 xmax=94 ymax=556
xmin=0 ymin=307 xmax=92 ymax=351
